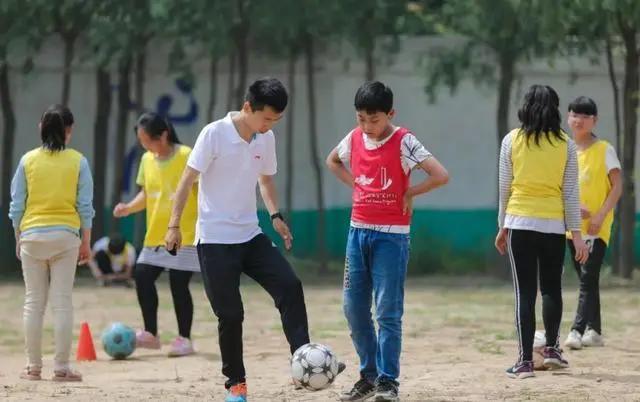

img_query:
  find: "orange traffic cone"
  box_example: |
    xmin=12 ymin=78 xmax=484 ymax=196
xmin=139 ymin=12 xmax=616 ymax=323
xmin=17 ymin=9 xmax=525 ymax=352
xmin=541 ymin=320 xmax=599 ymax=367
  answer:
xmin=76 ymin=321 xmax=97 ymax=361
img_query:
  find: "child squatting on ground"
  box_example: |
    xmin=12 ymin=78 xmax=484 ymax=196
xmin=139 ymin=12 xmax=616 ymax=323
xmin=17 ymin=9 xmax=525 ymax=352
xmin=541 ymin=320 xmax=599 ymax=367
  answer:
xmin=9 ymin=104 xmax=95 ymax=382
xmin=326 ymin=80 xmax=449 ymax=402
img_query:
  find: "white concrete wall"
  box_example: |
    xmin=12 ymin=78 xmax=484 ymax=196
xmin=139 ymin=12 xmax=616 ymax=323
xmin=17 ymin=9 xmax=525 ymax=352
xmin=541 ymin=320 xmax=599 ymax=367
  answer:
xmin=2 ymin=35 xmax=634 ymax=210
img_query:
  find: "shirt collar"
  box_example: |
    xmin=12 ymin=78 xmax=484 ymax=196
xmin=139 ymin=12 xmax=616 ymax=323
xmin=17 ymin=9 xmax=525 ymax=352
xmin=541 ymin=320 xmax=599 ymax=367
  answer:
xmin=224 ymin=112 xmax=257 ymax=144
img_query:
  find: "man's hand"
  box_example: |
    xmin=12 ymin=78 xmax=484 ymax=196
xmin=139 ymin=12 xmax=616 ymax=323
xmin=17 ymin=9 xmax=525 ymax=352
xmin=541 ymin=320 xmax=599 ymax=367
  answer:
xmin=165 ymin=227 xmax=182 ymax=254
xmin=273 ymin=218 xmax=293 ymax=250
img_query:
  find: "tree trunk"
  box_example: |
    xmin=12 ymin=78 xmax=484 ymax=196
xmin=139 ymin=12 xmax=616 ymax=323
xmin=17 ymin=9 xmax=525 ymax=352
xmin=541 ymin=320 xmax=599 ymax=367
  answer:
xmin=285 ymin=50 xmax=296 ymax=224
xmin=605 ymin=35 xmax=622 ymax=276
xmin=492 ymin=56 xmax=515 ymax=279
xmin=0 ymin=57 xmax=17 ymax=269
xmin=364 ymin=38 xmax=375 ymax=81
xmin=234 ymin=0 xmax=249 ymax=109
xmin=132 ymin=46 xmax=147 ymax=248
xmin=61 ymin=35 xmax=75 ymax=106
xmin=206 ymin=57 xmax=218 ymax=122
xmin=362 ymin=8 xmax=376 ymax=81
xmin=618 ymin=18 xmax=639 ymax=279
xmin=226 ymin=51 xmax=236 ymax=111
xmin=110 ymin=58 xmax=132 ymax=232
xmin=134 ymin=45 xmax=146 ymax=114
xmin=92 ymin=68 xmax=112 ymax=242
xmin=304 ymin=36 xmax=328 ymax=273
xmin=496 ymin=57 xmax=515 ymax=144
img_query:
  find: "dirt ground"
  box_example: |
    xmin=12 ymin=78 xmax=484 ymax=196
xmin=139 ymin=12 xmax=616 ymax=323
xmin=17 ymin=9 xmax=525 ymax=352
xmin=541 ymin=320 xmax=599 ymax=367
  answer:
xmin=1 ymin=276 xmax=640 ymax=401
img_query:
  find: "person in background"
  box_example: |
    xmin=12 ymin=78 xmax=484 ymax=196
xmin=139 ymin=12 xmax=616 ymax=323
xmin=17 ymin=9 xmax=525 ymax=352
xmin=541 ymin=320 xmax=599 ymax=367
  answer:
xmin=113 ymin=112 xmax=200 ymax=358
xmin=9 ymin=104 xmax=94 ymax=382
xmin=563 ymin=96 xmax=622 ymax=350
xmin=88 ymin=233 xmax=136 ymax=287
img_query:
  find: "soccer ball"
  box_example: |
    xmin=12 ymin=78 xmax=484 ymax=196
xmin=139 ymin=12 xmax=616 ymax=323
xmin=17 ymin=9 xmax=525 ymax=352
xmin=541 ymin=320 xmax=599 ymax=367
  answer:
xmin=533 ymin=330 xmax=548 ymax=371
xmin=101 ymin=322 xmax=136 ymax=360
xmin=291 ymin=343 xmax=340 ymax=391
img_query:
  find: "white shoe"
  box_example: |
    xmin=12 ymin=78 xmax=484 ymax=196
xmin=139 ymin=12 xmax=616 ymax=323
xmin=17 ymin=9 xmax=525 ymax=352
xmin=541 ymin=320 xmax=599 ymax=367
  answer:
xmin=582 ymin=329 xmax=604 ymax=347
xmin=564 ymin=330 xmax=583 ymax=350
xmin=533 ymin=330 xmax=546 ymax=352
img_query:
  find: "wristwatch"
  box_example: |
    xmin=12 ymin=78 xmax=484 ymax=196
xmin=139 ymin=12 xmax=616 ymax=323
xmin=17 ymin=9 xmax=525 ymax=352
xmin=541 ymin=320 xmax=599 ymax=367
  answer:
xmin=270 ymin=212 xmax=284 ymax=222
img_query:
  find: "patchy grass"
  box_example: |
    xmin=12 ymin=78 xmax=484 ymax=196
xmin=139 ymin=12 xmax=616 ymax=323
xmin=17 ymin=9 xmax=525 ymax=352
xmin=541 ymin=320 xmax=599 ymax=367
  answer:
xmin=0 ymin=279 xmax=640 ymax=400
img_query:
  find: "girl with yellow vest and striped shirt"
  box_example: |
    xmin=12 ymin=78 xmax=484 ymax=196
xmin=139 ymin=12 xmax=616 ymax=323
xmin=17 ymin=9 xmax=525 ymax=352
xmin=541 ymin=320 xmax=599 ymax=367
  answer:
xmin=9 ymin=105 xmax=94 ymax=382
xmin=495 ymin=85 xmax=589 ymax=379
xmin=113 ymin=112 xmax=200 ymax=357
xmin=563 ymin=97 xmax=622 ymax=350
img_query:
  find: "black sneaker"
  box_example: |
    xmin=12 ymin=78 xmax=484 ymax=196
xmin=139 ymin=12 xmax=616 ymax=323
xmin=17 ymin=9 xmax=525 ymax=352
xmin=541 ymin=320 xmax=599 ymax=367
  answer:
xmin=340 ymin=378 xmax=376 ymax=401
xmin=505 ymin=360 xmax=535 ymax=379
xmin=543 ymin=347 xmax=569 ymax=370
xmin=374 ymin=381 xmax=399 ymax=402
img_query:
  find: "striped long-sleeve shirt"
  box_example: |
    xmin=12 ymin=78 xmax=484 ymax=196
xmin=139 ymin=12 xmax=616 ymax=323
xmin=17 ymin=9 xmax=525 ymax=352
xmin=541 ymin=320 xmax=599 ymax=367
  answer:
xmin=498 ymin=131 xmax=581 ymax=234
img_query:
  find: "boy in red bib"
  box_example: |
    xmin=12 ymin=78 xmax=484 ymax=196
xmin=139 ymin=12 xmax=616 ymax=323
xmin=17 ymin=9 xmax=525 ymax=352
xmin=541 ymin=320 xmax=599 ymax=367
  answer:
xmin=326 ymin=81 xmax=449 ymax=402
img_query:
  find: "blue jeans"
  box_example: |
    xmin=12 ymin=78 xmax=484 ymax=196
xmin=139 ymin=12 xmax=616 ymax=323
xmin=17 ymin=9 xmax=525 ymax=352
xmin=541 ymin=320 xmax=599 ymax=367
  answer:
xmin=343 ymin=227 xmax=410 ymax=385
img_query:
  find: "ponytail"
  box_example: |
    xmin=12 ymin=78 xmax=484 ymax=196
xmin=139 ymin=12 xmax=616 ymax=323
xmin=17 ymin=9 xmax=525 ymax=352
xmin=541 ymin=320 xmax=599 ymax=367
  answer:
xmin=164 ymin=119 xmax=182 ymax=144
xmin=40 ymin=104 xmax=75 ymax=152
xmin=40 ymin=110 xmax=66 ymax=151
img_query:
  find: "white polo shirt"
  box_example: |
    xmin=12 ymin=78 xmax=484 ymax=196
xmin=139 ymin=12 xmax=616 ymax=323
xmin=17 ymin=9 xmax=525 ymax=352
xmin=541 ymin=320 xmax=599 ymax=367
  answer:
xmin=187 ymin=112 xmax=277 ymax=244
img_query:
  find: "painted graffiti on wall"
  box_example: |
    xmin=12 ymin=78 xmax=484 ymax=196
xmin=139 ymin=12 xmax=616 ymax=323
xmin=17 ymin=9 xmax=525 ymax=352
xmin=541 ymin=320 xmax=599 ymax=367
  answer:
xmin=118 ymin=78 xmax=200 ymax=196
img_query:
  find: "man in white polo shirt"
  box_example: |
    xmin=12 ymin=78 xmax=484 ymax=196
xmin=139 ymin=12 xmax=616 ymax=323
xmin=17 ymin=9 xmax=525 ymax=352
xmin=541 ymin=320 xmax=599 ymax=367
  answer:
xmin=165 ymin=78 xmax=343 ymax=402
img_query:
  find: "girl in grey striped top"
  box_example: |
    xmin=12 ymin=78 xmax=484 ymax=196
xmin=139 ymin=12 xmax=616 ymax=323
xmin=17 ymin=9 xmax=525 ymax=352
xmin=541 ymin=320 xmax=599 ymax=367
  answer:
xmin=495 ymin=84 xmax=589 ymax=379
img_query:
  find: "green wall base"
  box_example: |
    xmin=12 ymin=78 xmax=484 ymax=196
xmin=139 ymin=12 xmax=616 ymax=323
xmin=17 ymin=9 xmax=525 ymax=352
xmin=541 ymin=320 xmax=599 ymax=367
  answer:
xmin=110 ymin=207 xmax=640 ymax=263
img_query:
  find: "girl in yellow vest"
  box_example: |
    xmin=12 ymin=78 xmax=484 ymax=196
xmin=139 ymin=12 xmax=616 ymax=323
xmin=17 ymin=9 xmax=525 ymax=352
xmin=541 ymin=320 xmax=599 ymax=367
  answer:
xmin=113 ymin=112 xmax=199 ymax=357
xmin=563 ymin=97 xmax=622 ymax=350
xmin=9 ymin=104 xmax=94 ymax=382
xmin=495 ymin=85 xmax=589 ymax=379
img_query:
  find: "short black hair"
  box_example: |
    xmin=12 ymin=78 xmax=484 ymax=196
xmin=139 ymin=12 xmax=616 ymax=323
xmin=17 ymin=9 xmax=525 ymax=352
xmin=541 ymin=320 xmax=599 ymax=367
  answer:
xmin=516 ymin=84 xmax=564 ymax=146
xmin=245 ymin=77 xmax=288 ymax=113
xmin=40 ymin=104 xmax=74 ymax=152
xmin=354 ymin=81 xmax=394 ymax=114
xmin=108 ymin=234 xmax=126 ymax=255
xmin=568 ymin=96 xmax=598 ymax=116
xmin=134 ymin=112 xmax=181 ymax=144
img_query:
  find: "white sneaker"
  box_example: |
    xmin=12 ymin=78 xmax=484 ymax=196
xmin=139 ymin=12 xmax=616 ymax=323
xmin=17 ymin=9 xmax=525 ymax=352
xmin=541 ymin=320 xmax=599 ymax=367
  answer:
xmin=564 ymin=330 xmax=583 ymax=350
xmin=533 ymin=330 xmax=546 ymax=352
xmin=582 ymin=329 xmax=604 ymax=347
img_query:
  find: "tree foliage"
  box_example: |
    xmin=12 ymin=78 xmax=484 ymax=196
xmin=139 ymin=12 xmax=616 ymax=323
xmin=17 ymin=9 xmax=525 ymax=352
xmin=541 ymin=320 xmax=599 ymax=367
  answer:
xmin=417 ymin=0 xmax=568 ymax=152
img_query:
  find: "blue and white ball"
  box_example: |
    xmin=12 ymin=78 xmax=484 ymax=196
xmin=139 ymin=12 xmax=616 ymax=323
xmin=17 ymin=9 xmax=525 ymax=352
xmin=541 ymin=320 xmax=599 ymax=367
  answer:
xmin=291 ymin=343 xmax=340 ymax=391
xmin=101 ymin=322 xmax=136 ymax=360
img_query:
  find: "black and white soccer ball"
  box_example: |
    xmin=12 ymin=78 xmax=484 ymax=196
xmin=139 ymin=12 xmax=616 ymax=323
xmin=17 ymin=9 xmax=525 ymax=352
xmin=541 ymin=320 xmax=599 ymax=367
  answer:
xmin=291 ymin=343 xmax=340 ymax=391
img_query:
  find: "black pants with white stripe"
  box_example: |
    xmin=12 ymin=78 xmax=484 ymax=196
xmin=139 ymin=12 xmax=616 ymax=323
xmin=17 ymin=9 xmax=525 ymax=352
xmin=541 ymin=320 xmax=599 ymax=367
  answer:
xmin=507 ymin=229 xmax=565 ymax=362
